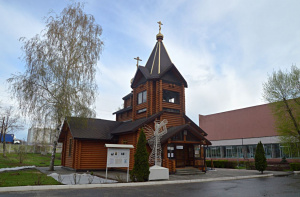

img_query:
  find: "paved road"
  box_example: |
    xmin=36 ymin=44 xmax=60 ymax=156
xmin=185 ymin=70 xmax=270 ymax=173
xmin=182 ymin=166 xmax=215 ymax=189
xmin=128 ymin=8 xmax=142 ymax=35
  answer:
xmin=1 ymin=175 xmax=299 ymax=197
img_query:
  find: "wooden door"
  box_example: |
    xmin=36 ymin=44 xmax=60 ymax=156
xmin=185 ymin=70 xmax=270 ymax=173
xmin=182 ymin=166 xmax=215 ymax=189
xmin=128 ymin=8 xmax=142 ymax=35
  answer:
xmin=175 ymin=145 xmax=185 ymax=167
xmin=185 ymin=144 xmax=194 ymax=166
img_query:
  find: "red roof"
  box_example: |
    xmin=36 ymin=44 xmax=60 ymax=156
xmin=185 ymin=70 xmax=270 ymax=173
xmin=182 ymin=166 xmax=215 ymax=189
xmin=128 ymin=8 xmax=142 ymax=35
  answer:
xmin=199 ymin=104 xmax=277 ymax=141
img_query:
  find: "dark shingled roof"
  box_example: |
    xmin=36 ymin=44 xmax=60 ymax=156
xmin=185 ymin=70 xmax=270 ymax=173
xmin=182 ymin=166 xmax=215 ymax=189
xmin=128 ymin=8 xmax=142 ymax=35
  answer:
xmin=161 ymin=124 xmax=211 ymax=145
xmin=111 ymin=112 xmax=163 ymax=134
xmin=112 ymin=106 xmax=132 ymax=115
xmin=131 ymin=40 xmax=187 ymax=88
xmin=184 ymin=114 xmax=208 ymax=136
xmin=61 ymin=112 xmax=164 ymax=140
xmin=122 ymin=92 xmax=133 ymax=100
xmin=66 ymin=117 xmax=122 ymax=140
xmin=145 ymin=41 xmax=172 ymax=77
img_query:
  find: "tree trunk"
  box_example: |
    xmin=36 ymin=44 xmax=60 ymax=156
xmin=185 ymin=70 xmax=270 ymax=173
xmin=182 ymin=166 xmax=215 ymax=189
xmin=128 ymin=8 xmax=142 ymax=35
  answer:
xmin=3 ymin=133 xmax=6 ymax=157
xmin=49 ymin=137 xmax=58 ymax=171
xmin=283 ymin=98 xmax=300 ymax=136
xmin=0 ymin=117 xmax=4 ymax=144
xmin=49 ymin=122 xmax=62 ymax=171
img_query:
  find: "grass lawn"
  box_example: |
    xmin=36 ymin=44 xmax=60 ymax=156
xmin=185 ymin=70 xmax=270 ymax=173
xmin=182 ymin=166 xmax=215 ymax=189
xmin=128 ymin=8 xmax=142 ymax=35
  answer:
xmin=235 ymin=166 xmax=247 ymax=169
xmin=0 ymin=169 xmax=61 ymax=187
xmin=0 ymin=153 xmax=61 ymax=168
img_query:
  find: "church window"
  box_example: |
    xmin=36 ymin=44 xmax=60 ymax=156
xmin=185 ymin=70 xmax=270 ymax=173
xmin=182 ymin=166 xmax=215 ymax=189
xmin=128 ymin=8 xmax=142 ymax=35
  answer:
xmin=137 ymin=91 xmax=147 ymax=104
xmin=163 ymin=90 xmax=179 ymax=104
xmin=171 ymin=131 xmax=184 ymax=141
xmin=167 ymin=145 xmax=175 ymax=158
xmin=137 ymin=108 xmax=147 ymax=113
xmin=163 ymin=108 xmax=180 ymax=113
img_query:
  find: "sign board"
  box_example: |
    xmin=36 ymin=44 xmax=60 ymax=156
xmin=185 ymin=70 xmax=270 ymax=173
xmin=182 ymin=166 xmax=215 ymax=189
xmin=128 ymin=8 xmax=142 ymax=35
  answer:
xmin=105 ymin=144 xmax=134 ymax=182
xmin=106 ymin=148 xmax=130 ymax=168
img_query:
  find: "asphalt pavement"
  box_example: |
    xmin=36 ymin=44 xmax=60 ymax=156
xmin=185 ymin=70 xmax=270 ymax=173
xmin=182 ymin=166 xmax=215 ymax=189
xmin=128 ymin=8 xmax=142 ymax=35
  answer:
xmin=1 ymin=174 xmax=300 ymax=197
xmin=0 ymin=166 xmax=297 ymax=193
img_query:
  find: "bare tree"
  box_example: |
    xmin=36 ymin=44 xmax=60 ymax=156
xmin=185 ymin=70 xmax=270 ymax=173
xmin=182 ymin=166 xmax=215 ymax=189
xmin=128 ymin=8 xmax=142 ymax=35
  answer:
xmin=0 ymin=106 xmax=24 ymax=157
xmin=7 ymin=3 xmax=103 ymax=170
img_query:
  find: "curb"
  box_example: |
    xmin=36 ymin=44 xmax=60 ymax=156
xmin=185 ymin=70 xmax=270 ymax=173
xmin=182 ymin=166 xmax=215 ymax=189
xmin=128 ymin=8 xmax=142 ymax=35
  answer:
xmin=0 ymin=174 xmax=273 ymax=193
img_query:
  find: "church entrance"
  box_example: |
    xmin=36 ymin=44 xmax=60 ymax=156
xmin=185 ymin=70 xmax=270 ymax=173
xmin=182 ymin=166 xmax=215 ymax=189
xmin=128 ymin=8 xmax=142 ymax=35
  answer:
xmin=175 ymin=144 xmax=195 ymax=168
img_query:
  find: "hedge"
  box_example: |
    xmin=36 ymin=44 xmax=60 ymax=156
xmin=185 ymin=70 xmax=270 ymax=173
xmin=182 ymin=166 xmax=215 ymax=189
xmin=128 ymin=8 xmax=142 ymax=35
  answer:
xmin=290 ymin=163 xmax=300 ymax=171
xmin=206 ymin=160 xmax=238 ymax=169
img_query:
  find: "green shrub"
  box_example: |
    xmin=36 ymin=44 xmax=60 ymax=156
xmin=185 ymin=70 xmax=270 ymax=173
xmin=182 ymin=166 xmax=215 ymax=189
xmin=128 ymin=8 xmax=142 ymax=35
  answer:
xmin=206 ymin=160 xmax=238 ymax=169
xmin=213 ymin=160 xmax=225 ymax=168
xmin=290 ymin=163 xmax=300 ymax=171
xmin=130 ymin=129 xmax=149 ymax=182
xmin=206 ymin=160 xmax=211 ymax=167
xmin=225 ymin=161 xmax=238 ymax=169
xmin=245 ymin=161 xmax=255 ymax=170
xmin=281 ymin=157 xmax=287 ymax=163
xmin=255 ymin=141 xmax=267 ymax=174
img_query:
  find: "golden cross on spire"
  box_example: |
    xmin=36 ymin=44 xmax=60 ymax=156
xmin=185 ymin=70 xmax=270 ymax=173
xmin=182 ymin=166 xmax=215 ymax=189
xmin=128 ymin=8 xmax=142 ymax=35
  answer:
xmin=134 ymin=56 xmax=142 ymax=68
xmin=157 ymin=21 xmax=163 ymax=34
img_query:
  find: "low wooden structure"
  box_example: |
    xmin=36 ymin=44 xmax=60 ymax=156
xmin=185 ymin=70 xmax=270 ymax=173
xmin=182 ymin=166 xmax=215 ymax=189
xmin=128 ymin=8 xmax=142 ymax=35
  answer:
xmin=58 ymin=28 xmax=211 ymax=173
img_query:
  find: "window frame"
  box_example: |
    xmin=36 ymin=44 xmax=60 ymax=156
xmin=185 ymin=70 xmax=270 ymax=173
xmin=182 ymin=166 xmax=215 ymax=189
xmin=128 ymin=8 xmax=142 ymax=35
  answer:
xmin=137 ymin=90 xmax=147 ymax=105
xmin=163 ymin=90 xmax=180 ymax=104
xmin=137 ymin=108 xmax=147 ymax=114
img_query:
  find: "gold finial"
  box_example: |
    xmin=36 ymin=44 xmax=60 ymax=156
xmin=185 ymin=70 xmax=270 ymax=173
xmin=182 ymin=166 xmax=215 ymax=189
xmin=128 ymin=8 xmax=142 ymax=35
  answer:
xmin=156 ymin=21 xmax=164 ymax=40
xmin=134 ymin=56 xmax=142 ymax=68
xmin=157 ymin=21 xmax=163 ymax=34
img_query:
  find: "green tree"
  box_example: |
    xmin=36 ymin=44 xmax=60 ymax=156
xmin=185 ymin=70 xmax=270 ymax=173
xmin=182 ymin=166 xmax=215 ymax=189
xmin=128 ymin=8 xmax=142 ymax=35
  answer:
xmin=255 ymin=141 xmax=267 ymax=174
xmin=7 ymin=2 xmax=103 ymax=170
xmin=263 ymin=65 xmax=300 ymax=156
xmin=130 ymin=129 xmax=150 ymax=182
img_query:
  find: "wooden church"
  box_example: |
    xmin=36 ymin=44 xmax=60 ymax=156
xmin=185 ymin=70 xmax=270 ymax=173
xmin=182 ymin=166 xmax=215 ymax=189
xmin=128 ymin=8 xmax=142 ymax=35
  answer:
xmin=58 ymin=24 xmax=211 ymax=173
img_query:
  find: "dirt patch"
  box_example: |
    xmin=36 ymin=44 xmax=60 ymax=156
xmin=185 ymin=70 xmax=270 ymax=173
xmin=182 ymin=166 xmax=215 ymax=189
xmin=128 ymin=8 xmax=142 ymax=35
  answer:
xmin=10 ymin=172 xmax=20 ymax=176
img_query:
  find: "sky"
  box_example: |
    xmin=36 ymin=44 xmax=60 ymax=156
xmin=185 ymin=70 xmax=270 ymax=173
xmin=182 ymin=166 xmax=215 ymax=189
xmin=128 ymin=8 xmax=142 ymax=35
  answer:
xmin=1 ymin=0 xmax=300 ymax=140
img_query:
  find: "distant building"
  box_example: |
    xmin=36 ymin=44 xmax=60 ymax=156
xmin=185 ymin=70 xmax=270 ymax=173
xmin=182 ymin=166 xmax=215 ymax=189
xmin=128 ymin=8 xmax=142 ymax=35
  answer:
xmin=27 ymin=127 xmax=55 ymax=145
xmin=0 ymin=134 xmax=15 ymax=144
xmin=199 ymin=103 xmax=300 ymax=162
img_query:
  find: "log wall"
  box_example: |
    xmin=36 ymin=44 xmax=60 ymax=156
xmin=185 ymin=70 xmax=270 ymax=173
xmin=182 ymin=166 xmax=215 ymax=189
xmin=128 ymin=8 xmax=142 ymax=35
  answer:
xmin=162 ymin=112 xmax=183 ymax=127
xmin=117 ymin=110 xmax=132 ymax=122
xmin=64 ymin=129 xmax=74 ymax=168
xmin=78 ymin=140 xmax=107 ymax=170
xmin=118 ymin=132 xmax=138 ymax=170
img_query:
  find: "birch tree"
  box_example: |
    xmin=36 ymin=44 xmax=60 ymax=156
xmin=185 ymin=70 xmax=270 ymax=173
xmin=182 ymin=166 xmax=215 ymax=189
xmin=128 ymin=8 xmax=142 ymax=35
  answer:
xmin=8 ymin=2 xmax=103 ymax=170
xmin=263 ymin=65 xmax=300 ymax=156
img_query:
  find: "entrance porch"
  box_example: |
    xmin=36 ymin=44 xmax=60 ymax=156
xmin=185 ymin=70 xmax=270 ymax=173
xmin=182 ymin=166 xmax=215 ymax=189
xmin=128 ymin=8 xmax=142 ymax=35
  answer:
xmin=161 ymin=124 xmax=211 ymax=173
xmin=168 ymin=144 xmax=206 ymax=169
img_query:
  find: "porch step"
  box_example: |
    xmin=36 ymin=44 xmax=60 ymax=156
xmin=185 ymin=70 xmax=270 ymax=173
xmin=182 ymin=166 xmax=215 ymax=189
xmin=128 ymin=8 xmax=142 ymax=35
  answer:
xmin=175 ymin=168 xmax=204 ymax=175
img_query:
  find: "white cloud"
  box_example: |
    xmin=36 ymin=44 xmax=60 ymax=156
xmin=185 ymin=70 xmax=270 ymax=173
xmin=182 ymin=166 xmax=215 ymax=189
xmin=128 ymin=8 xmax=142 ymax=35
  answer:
xmin=1 ymin=0 xmax=300 ymax=138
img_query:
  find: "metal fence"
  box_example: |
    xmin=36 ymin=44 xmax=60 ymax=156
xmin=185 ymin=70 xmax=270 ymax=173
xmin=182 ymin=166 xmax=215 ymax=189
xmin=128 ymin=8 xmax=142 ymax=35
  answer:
xmin=0 ymin=143 xmax=62 ymax=154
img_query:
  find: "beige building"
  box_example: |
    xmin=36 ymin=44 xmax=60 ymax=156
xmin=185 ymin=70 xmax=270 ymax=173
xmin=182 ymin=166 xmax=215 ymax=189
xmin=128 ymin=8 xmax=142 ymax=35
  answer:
xmin=27 ymin=127 xmax=55 ymax=145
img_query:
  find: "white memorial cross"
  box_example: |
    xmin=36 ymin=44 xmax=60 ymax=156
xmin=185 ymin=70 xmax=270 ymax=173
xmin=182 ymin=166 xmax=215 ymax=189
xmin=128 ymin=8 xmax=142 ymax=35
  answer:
xmin=145 ymin=119 xmax=168 ymax=166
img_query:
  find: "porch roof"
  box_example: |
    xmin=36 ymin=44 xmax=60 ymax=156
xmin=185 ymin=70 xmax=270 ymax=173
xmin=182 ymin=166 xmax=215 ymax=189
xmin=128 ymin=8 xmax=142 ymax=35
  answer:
xmin=161 ymin=124 xmax=212 ymax=145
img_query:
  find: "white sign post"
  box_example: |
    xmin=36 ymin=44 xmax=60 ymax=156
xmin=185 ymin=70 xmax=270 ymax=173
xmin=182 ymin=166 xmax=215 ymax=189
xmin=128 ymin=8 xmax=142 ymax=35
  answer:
xmin=105 ymin=144 xmax=134 ymax=182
